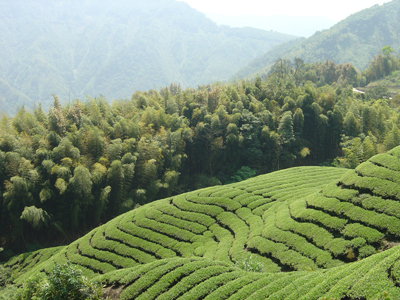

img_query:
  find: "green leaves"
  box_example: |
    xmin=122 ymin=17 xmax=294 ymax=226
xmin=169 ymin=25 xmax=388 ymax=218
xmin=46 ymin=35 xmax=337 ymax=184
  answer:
xmin=278 ymin=111 xmax=295 ymax=144
xmin=0 ymin=265 xmax=12 ymax=287
xmin=20 ymin=206 xmax=50 ymax=230
xmin=69 ymin=166 xmax=93 ymax=204
xmin=4 ymin=176 xmax=33 ymax=211
xmin=15 ymin=261 xmax=103 ymax=300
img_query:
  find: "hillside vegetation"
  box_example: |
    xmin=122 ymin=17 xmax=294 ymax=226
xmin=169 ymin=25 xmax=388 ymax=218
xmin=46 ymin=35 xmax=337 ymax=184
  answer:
xmin=358 ymin=70 xmax=400 ymax=97
xmin=237 ymin=0 xmax=400 ymax=79
xmin=0 ymin=0 xmax=295 ymax=114
xmin=4 ymin=1 xmax=400 ymax=298
xmin=2 ymin=55 xmax=400 ymax=257
xmin=5 ymin=147 xmax=400 ymax=298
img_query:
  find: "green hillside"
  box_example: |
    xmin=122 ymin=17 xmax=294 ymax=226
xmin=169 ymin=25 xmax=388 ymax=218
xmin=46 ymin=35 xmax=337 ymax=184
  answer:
xmin=2 ymin=61 xmax=400 ymax=261
xmin=6 ymin=147 xmax=400 ymax=298
xmin=236 ymin=0 xmax=400 ymax=79
xmin=0 ymin=0 xmax=295 ymax=114
xmin=358 ymin=70 xmax=400 ymax=96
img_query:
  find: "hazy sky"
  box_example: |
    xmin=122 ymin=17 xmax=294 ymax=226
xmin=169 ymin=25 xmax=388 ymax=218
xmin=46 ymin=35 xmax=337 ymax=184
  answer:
xmin=178 ymin=0 xmax=388 ymax=21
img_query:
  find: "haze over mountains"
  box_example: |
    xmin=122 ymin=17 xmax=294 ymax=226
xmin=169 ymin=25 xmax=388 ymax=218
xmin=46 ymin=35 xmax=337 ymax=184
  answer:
xmin=237 ymin=0 xmax=400 ymax=79
xmin=1 ymin=0 xmax=399 ymax=115
xmin=0 ymin=0 xmax=295 ymax=113
xmin=205 ymin=13 xmax=336 ymax=38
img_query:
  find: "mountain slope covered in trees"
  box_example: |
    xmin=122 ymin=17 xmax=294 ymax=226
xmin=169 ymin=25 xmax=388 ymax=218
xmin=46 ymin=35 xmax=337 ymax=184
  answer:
xmin=0 ymin=0 xmax=295 ymax=114
xmin=0 ymin=54 xmax=400 ymax=257
xmin=236 ymin=0 xmax=400 ymax=79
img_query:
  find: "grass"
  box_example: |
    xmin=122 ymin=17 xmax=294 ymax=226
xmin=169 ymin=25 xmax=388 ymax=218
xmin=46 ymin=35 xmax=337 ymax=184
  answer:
xmin=364 ymin=70 xmax=400 ymax=95
xmin=7 ymin=151 xmax=400 ymax=299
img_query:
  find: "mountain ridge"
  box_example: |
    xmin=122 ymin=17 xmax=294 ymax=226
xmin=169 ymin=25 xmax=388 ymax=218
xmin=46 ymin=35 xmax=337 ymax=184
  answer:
xmin=0 ymin=0 xmax=295 ymax=114
xmin=236 ymin=0 xmax=400 ymax=79
xmin=205 ymin=13 xmax=337 ymax=37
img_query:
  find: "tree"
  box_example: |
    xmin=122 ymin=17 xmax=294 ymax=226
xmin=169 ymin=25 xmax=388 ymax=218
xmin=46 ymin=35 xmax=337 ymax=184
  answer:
xmin=293 ymin=58 xmax=305 ymax=85
xmin=362 ymin=136 xmax=376 ymax=161
xmin=69 ymin=166 xmax=93 ymax=229
xmin=3 ymin=176 xmax=34 ymax=239
xmin=293 ymin=108 xmax=304 ymax=136
xmin=344 ymin=112 xmax=361 ymax=137
xmin=382 ymin=45 xmax=394 ymax=56
xmin=278 ymin=111 xmax=295 ymax=144
xmin=107 ymin=139 xmax=123 ymax=162
xmin=384 ymin=124 xmax=400 ymax=151
xmin=106 ymin=160 xmax=124 ymax=217
xmin=363 ymin=49 xmax=400 ymax=83
xmin=269 ymin=58 xmax=293 ymax=80
xmin=326 ymin=108 xmax=344 ymax=159
xmin=339 ymin=137 xmax=363 ymax=169
xmin=85 ymin=127 xmax=106 ymax=162
xmin=48 ymin=95 xmax=66 ymax=136
xmin=361 ymin=106 xmax=377 ymax=134
xmin=52 ymin=138 xmax=80 ymax=163
xmin=20 ymin=206 xmax=50 ymax=230
xmin=159 ymin=170 xmax=180 ymax=198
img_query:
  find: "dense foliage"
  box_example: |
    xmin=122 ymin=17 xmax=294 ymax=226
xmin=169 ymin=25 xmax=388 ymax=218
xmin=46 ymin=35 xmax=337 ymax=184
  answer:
xmin=14 ymin=262 xmax=102 ymax=300
xmin=0 ymin=0 xmax=295 ymax=114
xmin=1 ymin=54 xmax=400 ymax=255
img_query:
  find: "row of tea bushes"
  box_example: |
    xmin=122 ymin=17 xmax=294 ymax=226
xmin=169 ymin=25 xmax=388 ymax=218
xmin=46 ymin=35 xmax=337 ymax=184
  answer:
xmin=8 ymin=149 xmax=400 ymax=298
xmin=96 ymin=245 xmax=400 ymax=299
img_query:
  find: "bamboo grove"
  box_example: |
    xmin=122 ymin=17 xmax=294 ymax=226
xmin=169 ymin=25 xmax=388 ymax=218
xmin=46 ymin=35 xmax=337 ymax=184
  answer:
xmin=2 ymin=55 xmax=400 ymax=255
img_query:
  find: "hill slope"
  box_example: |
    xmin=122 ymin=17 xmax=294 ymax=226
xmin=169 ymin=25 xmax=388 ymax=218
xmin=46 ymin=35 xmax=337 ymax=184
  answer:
xmin=7 ymin=166 xmax=347 ymax=282
xmin=237 ymin=0 xmax=400 ymax=79
xmin=359 ymin=70 xmax=400 ymax=96
xmin=7 ymin=147 xmax=400 ymax=298
xmin=0 ymin=0 xmax=295 ymax=114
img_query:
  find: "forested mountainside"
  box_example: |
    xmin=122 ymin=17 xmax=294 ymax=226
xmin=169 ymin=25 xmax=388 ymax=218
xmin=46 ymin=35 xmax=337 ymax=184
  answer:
xmin=236 ymin=0 xmax=400 ymax=79
xmin=1 ymin=53 xmax=400 ymax=258
xmin=0 ymin=0 xmax=295 ymax=114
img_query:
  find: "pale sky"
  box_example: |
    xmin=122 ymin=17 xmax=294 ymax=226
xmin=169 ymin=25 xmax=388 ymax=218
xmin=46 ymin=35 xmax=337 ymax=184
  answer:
xmin=178 ymin=0 xmax=388 ymax=21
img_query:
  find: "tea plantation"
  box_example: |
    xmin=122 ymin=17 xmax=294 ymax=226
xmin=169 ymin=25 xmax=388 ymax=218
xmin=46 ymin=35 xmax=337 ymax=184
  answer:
xmin=6 ymin=147 xmax=400 ymax=299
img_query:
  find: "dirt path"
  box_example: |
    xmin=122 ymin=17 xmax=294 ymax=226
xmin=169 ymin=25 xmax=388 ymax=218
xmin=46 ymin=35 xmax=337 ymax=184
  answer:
xmin=353 ymin=88 xmax=365 ymax=94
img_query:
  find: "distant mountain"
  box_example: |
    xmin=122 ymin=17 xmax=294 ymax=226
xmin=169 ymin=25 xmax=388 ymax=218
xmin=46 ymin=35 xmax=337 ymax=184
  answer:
xmin=205 ymin=13 xmax=336 ymax=38
xmin=236 ymin=0 xmax=400 ymax=79
xmin=0 ymin=0 xmax=295 ymax=114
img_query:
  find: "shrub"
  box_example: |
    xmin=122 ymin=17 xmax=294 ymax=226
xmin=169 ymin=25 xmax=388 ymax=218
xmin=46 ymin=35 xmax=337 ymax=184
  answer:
xmin=358 ymin=245 xmax=376 ymax=258
xmin=235 ymin=255 xmax=264 ymax=273
xmin=0 ymin=265 xmax=12 ymax=287
xmin=229 ymin=166 xmax=257 ymax=183
xmin=15 ymin=274 xmax=44 ymax=300
xmin=15 ymin=261 xmax=103 ymax=300
xmin=0 ymin=285 xmax=18 ymax=300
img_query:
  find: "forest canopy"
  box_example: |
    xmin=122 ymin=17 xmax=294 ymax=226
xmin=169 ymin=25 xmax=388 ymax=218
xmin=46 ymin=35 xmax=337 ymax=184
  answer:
xmin=1 ymin=53 xmax=400 ymax=258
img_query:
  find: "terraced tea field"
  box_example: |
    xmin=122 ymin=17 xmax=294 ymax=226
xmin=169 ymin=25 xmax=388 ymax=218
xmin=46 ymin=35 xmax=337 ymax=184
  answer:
xmin=6 ymin=147 xmax=400 ymax=299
